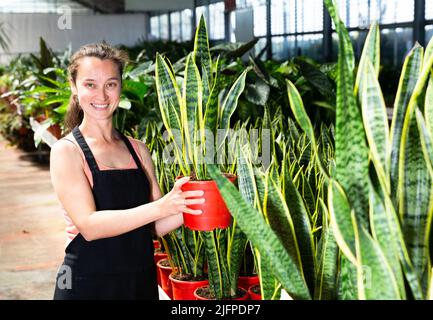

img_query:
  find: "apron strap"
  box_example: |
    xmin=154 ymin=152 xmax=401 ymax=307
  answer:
xmin=72 ymin=126 xmax=100 ymax=173
xmin=117 ymin=131 xmax=143 ymax=170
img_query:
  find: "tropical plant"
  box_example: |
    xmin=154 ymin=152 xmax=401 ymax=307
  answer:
xmin=209 ymin=0 xmax=433 ymax=300
xmin=155 ymin=15 xmax=250 ymax=181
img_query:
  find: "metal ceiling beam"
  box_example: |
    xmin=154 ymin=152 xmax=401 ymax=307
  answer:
xmin=72 ymin=0 xmax=125 ymax=14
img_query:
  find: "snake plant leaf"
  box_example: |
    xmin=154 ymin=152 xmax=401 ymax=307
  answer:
xmin=425 ymin=72 xmax=433 ymax=137
xmin=355 ymin=225 xmax=402 ymax=299
xmin=172 ymin=228 xmax=193 ymax=274
xmin=204 ymin=67 xmax=219 ymax=135
xmin=381 ymin=188 xmax=424 ymax=299
xmin=324 ymin=0 xmax=354 ymax=71
xmin=283 ymin=169 xmax=316 ymax=294
xmin=354 ymin=22 xmax=380 ymax=96
xmin=361 ymin=59 xmax=390 ymax=190
xmin=423 ymin=36 xmax=433 ymax=73
xmin=219 ymin=68 xmax=250 ymax=131
xmin=201 ymin=231 xmax=224 ymax=299
xmin=326 ymin=0 xmax=370 ymax=229
xmin=228 ymin=221 xmax=248 ymax=295
xmin=286 ymin=79 xmax=329 ymax=178
xmin=254 ymin=168 xmax=303 ymax=274
xmin=337 ymin=255 xmax=358 ymax=299
xmin=193 ymin=15 xmax=212 ymax=82
xmin=390 ymin=44 xmax=423 ymax=202
xmin=255 ymin=249 xmax=280 ymax=299
xmin=416 ymin=108 xmax=433 ymax=176
xmin=208 ymin=165 xmax=311 ymax=300
xmin=182 ymin=53 xmax=202 ymax=166
xmin=155 ymin=53 xmax=188 ymax=175
xmin=369 ymin=183 xmax=406 ymax=298
xmin=314 ymin=209 xmax=339 ymax=300
xmin=399 ymin=107 xmax=432 ymax=295
xmin=328 ymin=179 xmax=357 ymax=264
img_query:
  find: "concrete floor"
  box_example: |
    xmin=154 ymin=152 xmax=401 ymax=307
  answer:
xmin=0 ymin=137 xmax=65 ymax=300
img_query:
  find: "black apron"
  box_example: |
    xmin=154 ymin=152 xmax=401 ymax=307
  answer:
xmin=53 ymin=126 xmax=158 ymax=300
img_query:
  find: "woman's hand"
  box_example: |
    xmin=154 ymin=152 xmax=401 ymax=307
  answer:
xmin=156 ymin=176 xmax=205 ymax=218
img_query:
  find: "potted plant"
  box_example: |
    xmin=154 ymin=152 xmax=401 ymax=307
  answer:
xmin=155 ymin=14 xmax=250 ymax=231
xmin=163 ymin=227 xmax=209 ymax=300
xmin=205 ymin=0 xmax=433 ymax=300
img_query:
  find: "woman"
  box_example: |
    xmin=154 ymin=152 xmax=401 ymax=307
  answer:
xmin=50 ymin=42 xmax=204 ymax=300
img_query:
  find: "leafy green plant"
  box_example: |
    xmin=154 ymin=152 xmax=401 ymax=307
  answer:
xmin=155 ymin=15 xmax=250 ymax=181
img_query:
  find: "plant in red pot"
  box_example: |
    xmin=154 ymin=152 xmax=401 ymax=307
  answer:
xmin=155 ymin=14 xmax=250 ymax=232
xmin=162 ymin=227 xmax=208 ymax=300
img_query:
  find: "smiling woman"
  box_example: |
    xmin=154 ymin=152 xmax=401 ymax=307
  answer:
xmin=50 ymin=42 xmax=206 ymax=300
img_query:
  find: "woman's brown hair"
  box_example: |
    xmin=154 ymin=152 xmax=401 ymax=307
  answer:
xmin=64 ymin=42 xmax=129 ymax=131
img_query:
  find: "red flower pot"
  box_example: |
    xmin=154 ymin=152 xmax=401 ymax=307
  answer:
xmin=154 ymin=253 xmax=167 ymax=286
xmin=153 ymin=239 xmax=161 ymax=249
xmin=237 ymin=275 xmax=259 ymax=291
xmin=193 ymin=285 xmax=248 ymax=300
xmin=157 ymin=258 xmax=173 ymax=299
xmin=181 ymin=174 xmax=237 ymax=231
xmin=169 ymin=274 xmax=209 ymax=300
xmin=248 ymin=284 xmax=262 ymax=300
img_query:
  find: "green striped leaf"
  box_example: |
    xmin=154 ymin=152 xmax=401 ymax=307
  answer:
xmin=286 ymin=79 xmax=329 ymax=178
xmin=254 ymin=169 xmax=303 ymax=274
xmin=284 ymin=168 xmax=316 ymax=293
xmin=326 ymin=0 xmax=370 ymax=228
xmin=399 ymin=107 xmax=432 ymax=295
xmin=193 ymin=15 xmax=212 ymax=83
xmin=416 ymin=108 xmax=433 ymax=176
xmin=361 ymin=59 xmax=390 ymax=190
xmin=425 ymin=72 xmax=433 ymax=137
xmin=202 ymin=231 xmax=224 ymax=299
xmin=369 ymin=183 xmax=406 ymax=298
xmin=182 ymin=53 xmax=202 ymax=166
xmin=219 ymin=68 xmax=250 ymax=131
xmin=355 ymin=225 xmax=401 ymax=299
xmin=355 ymin=22 xmax=380 ymax=96
xmin=228 ymin=221 xmax=248 ymax=295
xmin=390 ymin=44 xmax=423 ymax=202
xmin=208 ymin=165 xmax=311 ymax=300
xmin=314 ymin=217 xmax=339 ymax=300
xmin=328 ymin=179 xmax=357 ymax=264
xmin=155 ymin=53 xmax=187 ymax=174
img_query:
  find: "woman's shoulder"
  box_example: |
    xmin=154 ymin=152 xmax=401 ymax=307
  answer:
xmin=50 ymin=133 xmax=82 ymax=165
xmin=127 ymin=137 xmax=152 ymax=163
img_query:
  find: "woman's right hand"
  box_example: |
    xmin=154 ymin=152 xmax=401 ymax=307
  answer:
xmin=157 ymin=176 xmax=205 ymax=218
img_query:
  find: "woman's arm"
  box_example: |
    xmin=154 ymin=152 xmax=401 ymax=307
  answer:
xmin=136 ymin=140 xmax=193 ymax=237
xmin=50 ymin=140 xmax=203 ymax=241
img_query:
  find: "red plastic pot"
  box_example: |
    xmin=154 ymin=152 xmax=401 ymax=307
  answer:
xmin=157 ymin=258 xmax=173 ymax=299
xmin=154 ymin=253 xmax=167 ymax=286
xmin=153 ymin=239 xmax=161 ymax=249
xmin=237 ymin=275 xmax=259 ymax=291
xmin=193 ymin=286 xmax=248 ymax=300
xmin=248 ymin=284 xmax=262 ymax=300
xmin=169 ymin=274 xmax=209 ymax=300
xmin=181 ymin=174 xmax=237 ymax=231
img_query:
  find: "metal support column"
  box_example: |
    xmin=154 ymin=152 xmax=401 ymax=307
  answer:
xmin=266 ymin=0 xmax=272 ymax=60
xmin=414 ymin=0 xmax=426 ymax=46
xmin=323 ymin=3 xmax=333 ymax=62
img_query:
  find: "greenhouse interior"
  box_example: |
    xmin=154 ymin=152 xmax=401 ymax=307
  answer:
xmin=1 ymin=0 xmax=433 ymax=302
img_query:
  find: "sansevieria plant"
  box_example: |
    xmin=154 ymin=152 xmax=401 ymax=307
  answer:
xmin=155 ymin=15 xmax=253 ymax=300
xmin=208 ymin=0 xmax=433 ymax=299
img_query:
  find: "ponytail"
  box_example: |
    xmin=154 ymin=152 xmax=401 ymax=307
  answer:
xmin=64 ymin=94 xmax=83 ymax=132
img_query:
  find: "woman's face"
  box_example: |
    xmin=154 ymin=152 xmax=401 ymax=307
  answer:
xmin=71 ymin=57 xmax=121 ymax=121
